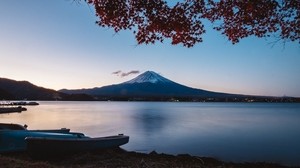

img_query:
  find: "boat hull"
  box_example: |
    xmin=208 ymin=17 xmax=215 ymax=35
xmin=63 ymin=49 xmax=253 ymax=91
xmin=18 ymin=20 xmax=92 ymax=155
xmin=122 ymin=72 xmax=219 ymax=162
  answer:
xmin=25 ymin=135 xmax=129 ymax=157
xmin=0 ymin=123 xmax=71 ymax=133
xmin=0 ymin=130 xmax=80 ymax=153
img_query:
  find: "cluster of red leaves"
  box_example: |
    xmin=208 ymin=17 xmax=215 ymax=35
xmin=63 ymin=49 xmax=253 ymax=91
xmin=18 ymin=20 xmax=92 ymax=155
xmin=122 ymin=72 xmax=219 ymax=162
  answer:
xmin=205 ymin=0 xmax=300 ymax=44
xmin=86 ymin=0 xmax=299 ymax=47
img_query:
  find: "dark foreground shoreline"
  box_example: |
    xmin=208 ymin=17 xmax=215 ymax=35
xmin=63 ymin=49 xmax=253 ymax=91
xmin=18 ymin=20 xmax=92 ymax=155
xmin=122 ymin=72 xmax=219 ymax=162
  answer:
xmin=0 ymin=148 xmax=295 ymax=168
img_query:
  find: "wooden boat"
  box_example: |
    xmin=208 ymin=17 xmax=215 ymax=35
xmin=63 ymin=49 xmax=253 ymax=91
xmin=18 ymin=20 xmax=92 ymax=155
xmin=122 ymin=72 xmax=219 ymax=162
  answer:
xmin=25 ymin=134 xmax=129 ymax=157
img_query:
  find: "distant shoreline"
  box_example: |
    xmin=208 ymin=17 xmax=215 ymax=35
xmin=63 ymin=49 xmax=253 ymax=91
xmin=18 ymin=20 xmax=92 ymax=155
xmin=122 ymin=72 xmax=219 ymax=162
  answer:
xmin=0 ymin=106 xmax=26 ymax=114
xmin=1 ymin=98 xmax=300 ymax=103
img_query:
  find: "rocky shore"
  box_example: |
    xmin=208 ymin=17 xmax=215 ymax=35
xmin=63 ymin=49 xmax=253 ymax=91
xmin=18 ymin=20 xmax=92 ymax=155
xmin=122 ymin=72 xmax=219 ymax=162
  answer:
xmin=0 ymin=148 xmax=293 ymax=168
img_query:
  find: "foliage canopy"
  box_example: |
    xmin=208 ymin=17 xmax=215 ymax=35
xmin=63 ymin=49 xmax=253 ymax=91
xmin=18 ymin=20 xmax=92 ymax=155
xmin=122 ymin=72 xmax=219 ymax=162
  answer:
xmin=84 ymin=0 xmax=300 ymax=47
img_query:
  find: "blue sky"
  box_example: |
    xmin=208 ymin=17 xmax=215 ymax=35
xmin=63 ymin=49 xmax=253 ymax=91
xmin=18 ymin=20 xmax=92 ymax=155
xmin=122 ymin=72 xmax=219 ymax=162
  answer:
xmin=1 ymin=1 xmax=299 ymax=97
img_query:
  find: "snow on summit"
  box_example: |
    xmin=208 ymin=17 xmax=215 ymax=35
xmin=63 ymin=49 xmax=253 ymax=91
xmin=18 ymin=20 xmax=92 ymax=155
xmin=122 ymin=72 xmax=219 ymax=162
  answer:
xmin=123 ymin=71 xmax=173 ymax=84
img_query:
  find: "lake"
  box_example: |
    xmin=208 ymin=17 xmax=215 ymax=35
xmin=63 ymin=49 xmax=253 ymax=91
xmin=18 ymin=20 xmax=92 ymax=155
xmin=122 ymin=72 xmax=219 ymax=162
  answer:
xmin=1 ymin=101 xmax=299 ymax=166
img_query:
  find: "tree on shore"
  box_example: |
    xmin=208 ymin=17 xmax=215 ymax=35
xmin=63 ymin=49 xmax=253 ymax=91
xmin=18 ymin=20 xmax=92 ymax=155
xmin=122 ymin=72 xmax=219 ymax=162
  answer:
xmin=83 ymin=0 xmax=299 ymax=47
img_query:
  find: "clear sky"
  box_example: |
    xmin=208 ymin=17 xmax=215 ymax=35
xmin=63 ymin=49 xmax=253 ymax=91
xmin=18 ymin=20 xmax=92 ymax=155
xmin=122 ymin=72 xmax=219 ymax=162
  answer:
xmin=1 ymin=1 xmax=299 ymax=97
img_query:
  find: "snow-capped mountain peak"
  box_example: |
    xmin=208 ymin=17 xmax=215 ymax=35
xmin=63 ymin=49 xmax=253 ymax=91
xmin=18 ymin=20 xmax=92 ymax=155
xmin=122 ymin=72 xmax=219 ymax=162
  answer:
xmin=123 ymin=71 xmax=173 ymax=84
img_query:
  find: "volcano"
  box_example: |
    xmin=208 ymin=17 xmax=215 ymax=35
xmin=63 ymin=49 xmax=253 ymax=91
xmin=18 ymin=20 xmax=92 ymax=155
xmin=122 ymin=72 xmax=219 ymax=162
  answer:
xmin=59 ymin=71 xmax=242 ymax=100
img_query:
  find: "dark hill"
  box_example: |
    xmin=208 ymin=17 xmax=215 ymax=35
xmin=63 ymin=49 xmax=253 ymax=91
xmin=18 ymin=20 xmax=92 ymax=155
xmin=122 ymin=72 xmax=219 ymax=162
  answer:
xmin=0 ymin=78 xmax=94 ymax=100
xmin=0 ymin=88 xmax=15 ymax=100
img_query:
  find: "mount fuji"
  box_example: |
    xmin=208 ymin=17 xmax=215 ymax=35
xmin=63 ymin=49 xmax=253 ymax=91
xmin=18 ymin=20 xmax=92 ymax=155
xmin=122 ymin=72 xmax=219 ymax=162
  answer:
xmin=60 ymin=71 xmax=241 ymax=100
xmin=123 ymin=71 xmax=174 ymax=84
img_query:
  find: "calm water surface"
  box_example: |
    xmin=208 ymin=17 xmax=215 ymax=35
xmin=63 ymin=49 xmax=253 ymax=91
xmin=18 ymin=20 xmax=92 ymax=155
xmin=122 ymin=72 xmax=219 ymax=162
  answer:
xmin=1 ymin=101 xmax=299 ymax=166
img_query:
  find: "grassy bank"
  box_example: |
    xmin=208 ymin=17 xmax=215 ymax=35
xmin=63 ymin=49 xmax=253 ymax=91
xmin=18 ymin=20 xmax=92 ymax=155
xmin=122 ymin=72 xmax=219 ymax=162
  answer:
xmin=0 ymin=148 xmax=293 ymax=168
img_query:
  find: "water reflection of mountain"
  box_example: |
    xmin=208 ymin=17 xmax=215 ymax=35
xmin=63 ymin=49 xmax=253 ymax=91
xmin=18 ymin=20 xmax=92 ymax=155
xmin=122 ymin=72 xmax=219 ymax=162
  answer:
xmin=132 ymin=107 xmax=169 ymax=136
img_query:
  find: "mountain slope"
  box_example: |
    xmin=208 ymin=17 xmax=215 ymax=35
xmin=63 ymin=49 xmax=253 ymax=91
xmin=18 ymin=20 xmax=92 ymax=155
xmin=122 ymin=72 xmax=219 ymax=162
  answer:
xmin=0 ymin=77 xmax=94 ymax=100
xmin=0 ymin=88 xmax=15 ymax=100
xmin=123 ymin=71 xmax=173 ymax=84
xmin=0 ymin=78 xmax=65 ymax=100
xmin=0 ymin=78 xmax=62 ymax=100
xmin=60 ymin=71 xmax=240 ymax=99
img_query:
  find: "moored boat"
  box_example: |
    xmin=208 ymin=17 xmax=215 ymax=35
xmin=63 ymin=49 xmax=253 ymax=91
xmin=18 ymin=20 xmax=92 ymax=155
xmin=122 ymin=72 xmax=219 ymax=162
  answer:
xmin=0 ymin=106 xmax=26 ymax=114
xmin=25 ymin=134 xmax=129 ymax=157
xmin=0 ymin=123 xmax=129 ymax=156
xmin=0 ymin=130 xmax=83 ymax=153
xmin=0 ymin=123 xmax=70 ymax=133
xmin=0 ymin=123 xmax=72 ymax=153
xmin=11 ymin=101 xmax=39 ymax=106
xmin=0 ymin=123 xmax=27 ymax=130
